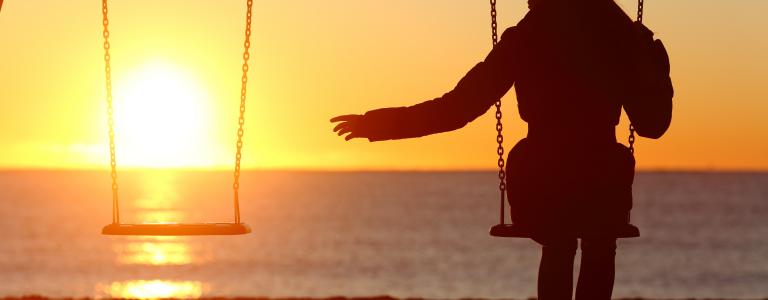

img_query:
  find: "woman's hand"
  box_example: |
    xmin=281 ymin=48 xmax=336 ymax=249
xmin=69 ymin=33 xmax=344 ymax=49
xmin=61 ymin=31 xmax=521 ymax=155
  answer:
xmin=330 ymin=114 xmax=366 ymax=141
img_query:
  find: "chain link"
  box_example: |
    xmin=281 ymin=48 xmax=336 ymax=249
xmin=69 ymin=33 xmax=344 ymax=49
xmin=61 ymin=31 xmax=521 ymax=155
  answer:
xmin=232 ymin=0 xmax=253 ymax=224
xmin=628 ymin=125 xmax=636 ymax=154
xmin=490 ymin=0 xmax=507 ymax=225
xmin=102 ymin=0 xmax=119 ymax=224
xmin=490 ymin=0 xmax=498 ymax=46
xmin=629 ymin=0 xmax=643 ymax=154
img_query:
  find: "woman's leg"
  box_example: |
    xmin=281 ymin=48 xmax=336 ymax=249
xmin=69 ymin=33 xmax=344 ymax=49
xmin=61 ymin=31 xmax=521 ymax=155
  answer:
xmin=575 ymin=238 xmax=617 ymax=300
xmin=533 ymin=236 xmax=578 ymax=300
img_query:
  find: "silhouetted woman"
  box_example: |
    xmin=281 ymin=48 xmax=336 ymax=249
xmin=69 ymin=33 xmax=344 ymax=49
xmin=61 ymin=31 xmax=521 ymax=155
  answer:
xmin=331 ymin=1 xmax=672 ymax=299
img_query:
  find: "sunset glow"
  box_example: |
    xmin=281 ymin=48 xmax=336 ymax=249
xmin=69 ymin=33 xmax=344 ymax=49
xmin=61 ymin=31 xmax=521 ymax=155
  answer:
xmin=113 ymin=62 xmax=218 ymax=168
xmin=0 ymin=0 xmax=766 ymax=170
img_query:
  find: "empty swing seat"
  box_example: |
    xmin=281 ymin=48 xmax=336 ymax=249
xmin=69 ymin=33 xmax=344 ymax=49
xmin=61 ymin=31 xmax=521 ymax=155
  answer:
xmin=97 ymin=0 xmax=255 ymax=237
xmin=102 ymin=222 xmax=251 ymax=236
xmin=489 ymin=223 xmax=640 ymax=238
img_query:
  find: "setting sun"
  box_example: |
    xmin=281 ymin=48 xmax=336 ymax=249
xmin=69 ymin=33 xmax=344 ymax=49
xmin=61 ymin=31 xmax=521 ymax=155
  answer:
xmin=112 ymin=61 xmax=222 ymax=168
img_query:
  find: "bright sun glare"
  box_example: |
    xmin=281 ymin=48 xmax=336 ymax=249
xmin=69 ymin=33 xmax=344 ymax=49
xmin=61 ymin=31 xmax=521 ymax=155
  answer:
xmin=113 ymin=62 xmax=218 ymax=168
xmin=104 ymin=280 xmax=204 ymax=299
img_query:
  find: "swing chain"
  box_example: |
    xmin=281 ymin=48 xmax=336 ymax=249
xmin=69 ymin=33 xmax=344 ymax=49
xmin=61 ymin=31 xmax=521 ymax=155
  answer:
xmin=102 ymin=0 xmax=119 ymax=224
xmin=490 ymin=0 xmax=499 ymax=46
xmin=232 ymin=0 xmax=253 ymax=224
xmin=629 ymin=0 xmax=643 ymax=154
xmin=490 ymin=0 xmax=506 ymax=224
xmin=628 ymin=124 xmax=635 ymax=154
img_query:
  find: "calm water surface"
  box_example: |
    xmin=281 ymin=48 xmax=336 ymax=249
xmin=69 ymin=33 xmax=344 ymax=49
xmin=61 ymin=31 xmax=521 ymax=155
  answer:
xmin=0 ymin=171 xmax=766 ymax=299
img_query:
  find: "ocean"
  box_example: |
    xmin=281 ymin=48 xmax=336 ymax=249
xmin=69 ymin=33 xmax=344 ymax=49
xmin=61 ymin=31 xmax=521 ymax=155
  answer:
xmin=0 ymin=171 xmax=765 ymax=299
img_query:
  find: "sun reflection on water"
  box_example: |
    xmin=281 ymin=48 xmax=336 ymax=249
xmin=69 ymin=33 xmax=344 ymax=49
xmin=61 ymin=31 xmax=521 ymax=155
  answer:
xmin=100 ymin=280 xmax=206 ymax=299
xmin=101 ymin=172 xmax=218 ymax=299
xmin=113 ymin=172 xmax=213 ymax=266
xmin=134 ymin=171 xmax=189 ymax=224
xmin=116 ymin=237 xmax=194 ymax=265
xmin=137 ymin=210 xmax=187 ymax=223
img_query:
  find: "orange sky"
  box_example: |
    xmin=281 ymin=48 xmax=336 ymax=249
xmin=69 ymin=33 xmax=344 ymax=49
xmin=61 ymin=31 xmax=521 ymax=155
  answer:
xmin=0 ymin=0 xmax=766 ymax=171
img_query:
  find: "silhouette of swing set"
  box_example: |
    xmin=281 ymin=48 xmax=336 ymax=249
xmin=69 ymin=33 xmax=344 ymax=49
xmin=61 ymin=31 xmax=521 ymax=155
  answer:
xmin=99 ymin=0 xmax=254 ymax=235
xmin=99 ymin=0 xmax=641 ymax=237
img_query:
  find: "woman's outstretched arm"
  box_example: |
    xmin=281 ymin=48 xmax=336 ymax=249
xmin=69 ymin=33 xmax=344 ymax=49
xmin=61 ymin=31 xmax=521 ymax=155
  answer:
xmin=332 ymin=27 xmax=520 ymax=141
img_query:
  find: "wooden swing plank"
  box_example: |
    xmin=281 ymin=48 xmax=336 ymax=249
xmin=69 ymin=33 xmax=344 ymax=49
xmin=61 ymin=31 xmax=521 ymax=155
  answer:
xmin=489 ymin=223 xmax=640 ymax=238
xmin=102 ymin=222 xmax=251 ymax=236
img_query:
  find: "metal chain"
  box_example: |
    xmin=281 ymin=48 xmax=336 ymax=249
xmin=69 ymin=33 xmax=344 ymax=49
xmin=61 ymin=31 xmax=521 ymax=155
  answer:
xmin=491 ymin=0 xmax=499 ymax=46
xmin=102 ymin=0 xmax=119 ymax=224
xmin=232 ymin=0 xmax=253 ymax=224
xmin=490 ymin=0 xmax=507 ymax=225
xmin=628 ymin=124 xmax=636 ymax=154
xmin=629 ymin=0 xmax=644 ymax=154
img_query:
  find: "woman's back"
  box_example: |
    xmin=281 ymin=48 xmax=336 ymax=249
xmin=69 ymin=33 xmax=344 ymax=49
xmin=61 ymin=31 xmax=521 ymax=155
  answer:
xmin=514 ymin=1 xmax=640 ymax=138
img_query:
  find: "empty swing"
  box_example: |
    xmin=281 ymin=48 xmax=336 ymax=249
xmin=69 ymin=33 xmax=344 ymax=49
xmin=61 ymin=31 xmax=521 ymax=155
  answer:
xmin=100 ymin=0 xmax=254 ymax=236
xmin=487 ymin=0 xmax=644 ymax=238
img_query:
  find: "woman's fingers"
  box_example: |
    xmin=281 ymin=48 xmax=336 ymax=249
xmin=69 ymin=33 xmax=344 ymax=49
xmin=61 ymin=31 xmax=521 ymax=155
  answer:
xmin=337 ymin=127 xmax=352 ymax=136
xmin=333 ymin=122 xmax=351 ymax=132
xmin=345 ymin=132 xmax=363 ymax=141
xmin=331 ymin=114 xmax=365 ymax=141
xmin=330 ymin=114 xmax=361 ymax=123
